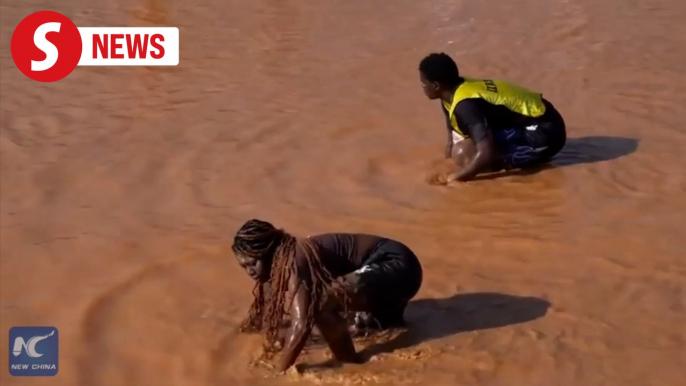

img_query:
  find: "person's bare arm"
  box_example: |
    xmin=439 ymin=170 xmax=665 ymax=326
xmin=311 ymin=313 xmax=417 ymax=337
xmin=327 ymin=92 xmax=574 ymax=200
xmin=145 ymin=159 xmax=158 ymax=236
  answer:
xmin=452 ymin=131 xmax=496 ymax=181
xmin=277 ymin=269 xmax=360 ymax=372
xmin=448 ymin=100 xmax=497 ymax=182
xmin=445 ymin=130 xmax=454 ymax=158
xmin=277 ymin=275 xmax=314 ymax=372
xmin=443 ymin=107 xmax=454 ymax=158
xmin=314 ymin=297 xmax=360 ymax=364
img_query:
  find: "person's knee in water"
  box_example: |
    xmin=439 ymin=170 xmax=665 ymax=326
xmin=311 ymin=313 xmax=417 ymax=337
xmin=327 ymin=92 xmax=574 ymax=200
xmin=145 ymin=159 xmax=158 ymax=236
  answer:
xmin=231 ymin=219 xmax=422 ymax=372
xmin=418 ymin=52 xmax=566 ymax=182
xmin=339 ymin=240 xmax=422 ymax=333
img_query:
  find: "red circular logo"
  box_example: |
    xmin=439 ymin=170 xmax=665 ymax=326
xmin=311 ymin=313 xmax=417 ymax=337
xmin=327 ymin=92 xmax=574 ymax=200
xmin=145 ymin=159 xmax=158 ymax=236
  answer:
xmin=11 ymin=11 xmax=82 ymax=82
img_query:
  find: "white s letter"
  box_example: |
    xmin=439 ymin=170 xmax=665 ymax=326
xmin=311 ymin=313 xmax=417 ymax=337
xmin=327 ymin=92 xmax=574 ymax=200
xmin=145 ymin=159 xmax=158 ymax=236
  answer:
xmin=32 ymin=22 xmax=61 ymax=71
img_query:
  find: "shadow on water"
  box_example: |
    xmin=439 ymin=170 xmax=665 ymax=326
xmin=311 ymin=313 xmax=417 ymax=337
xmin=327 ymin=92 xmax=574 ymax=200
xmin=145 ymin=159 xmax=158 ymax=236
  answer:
xmin=473 ymin=135 xmax=639 ymax=181
xmin=358 ymin=292 xmax=551 ymax=358
xmin=298 ymin=292 xmax=550 ymax=371
xmin=552 ymin=135 xmax=639 ymax=167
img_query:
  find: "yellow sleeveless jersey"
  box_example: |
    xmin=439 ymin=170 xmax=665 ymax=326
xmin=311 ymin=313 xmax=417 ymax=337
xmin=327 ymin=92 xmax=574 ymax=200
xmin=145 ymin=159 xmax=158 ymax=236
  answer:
xmin=441 ymin=78 xmax=547 ymax=137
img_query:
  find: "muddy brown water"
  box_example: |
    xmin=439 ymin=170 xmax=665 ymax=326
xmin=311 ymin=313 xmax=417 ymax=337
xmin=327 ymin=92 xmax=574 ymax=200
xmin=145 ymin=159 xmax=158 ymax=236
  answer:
xmin=1 ymin=0 xmax=686 ymax=385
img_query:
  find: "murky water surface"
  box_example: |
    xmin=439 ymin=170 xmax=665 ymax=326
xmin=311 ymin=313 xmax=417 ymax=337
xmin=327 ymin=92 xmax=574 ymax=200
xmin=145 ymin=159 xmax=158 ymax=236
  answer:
xmin=1 ymin=0 xmax=685 ymax=385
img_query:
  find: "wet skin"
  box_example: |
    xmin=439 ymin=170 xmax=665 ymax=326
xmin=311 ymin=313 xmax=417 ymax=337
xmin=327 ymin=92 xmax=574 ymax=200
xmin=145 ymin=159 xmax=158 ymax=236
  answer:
xmin=419 ymin=72 xmax=499 ymax=181
xmin=235 ymin=253 xmax=266 ymax=281
xmin=235 ymin=252 xmax=363 ymax=372
xmin=452 ymin=139 xmax=507 ymax=173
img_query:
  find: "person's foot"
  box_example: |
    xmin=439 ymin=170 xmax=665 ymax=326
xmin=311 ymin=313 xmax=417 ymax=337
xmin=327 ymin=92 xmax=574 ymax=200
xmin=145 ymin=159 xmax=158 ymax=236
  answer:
xmin=350 ymin=312 xmax=382 ymax=336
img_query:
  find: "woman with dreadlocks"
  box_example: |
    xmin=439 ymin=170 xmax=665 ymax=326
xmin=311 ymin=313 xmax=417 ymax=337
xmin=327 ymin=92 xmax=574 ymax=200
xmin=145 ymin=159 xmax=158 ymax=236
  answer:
xmin=232 ymin=219 xmax=423 ymax=372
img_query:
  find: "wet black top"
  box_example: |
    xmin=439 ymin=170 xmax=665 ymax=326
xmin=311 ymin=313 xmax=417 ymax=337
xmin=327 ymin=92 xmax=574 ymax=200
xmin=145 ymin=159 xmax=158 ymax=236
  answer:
xmin=297 ymin=233 xmax=387 ymax=277
xmin=446 ymin=97 xmax=561 ymax=142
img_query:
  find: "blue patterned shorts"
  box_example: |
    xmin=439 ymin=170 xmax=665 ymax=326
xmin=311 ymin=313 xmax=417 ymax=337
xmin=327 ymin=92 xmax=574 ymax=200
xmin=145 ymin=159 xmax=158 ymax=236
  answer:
xmin=493 ymin=124 xmax=565 ymax=167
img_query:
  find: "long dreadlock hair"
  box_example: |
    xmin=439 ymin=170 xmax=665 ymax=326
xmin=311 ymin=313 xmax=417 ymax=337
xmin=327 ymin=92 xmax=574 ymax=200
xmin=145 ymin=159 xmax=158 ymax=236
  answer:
xmin=232 ymin=219 xmax=347 ymax=355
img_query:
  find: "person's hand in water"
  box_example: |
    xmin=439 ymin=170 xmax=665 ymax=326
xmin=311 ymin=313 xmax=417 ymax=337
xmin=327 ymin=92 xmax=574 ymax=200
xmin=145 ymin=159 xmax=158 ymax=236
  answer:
xmin=446 ymin=172 xmax=469 ymax=184
xmin=446 ymin=172 xmax=475 ymax=186
xmin=350 ymin=312 xmax=383 ymax=337
xmin=426 ymin=171 xmax=448 ymax=186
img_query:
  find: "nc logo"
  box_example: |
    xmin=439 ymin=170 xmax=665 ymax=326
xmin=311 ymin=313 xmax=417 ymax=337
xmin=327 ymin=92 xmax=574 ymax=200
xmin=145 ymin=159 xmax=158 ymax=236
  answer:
xmin=12 ymin=330 xmax=56 ymax=358
xmin=9 ymin=326 xmax=59 ymax=376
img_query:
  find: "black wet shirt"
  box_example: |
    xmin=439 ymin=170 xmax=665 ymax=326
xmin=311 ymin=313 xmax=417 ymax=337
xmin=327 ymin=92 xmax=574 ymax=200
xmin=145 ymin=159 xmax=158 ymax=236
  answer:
xmin=298 ymin=233 xmax=387 ymax=277
xmin=444 ymin=98 xmax=555 ymax=143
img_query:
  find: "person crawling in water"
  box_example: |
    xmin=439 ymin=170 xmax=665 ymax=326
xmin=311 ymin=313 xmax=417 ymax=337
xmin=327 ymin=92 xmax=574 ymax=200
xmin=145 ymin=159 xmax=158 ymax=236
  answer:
xmin=419 ymin=52 xmax=567 ymax=182
xmin=232 ymin=219 xmax=423 ymax=372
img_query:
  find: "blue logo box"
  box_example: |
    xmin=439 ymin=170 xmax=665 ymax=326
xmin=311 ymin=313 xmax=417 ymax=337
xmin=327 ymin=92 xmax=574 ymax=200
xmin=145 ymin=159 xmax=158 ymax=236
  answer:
xmin=9 ymin=326 xmax=58 ymax=376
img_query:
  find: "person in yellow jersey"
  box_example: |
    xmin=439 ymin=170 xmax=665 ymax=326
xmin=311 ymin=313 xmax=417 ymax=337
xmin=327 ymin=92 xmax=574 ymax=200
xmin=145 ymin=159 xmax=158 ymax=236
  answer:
xmin=419 ymin=52 xmax=567 ymax=182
